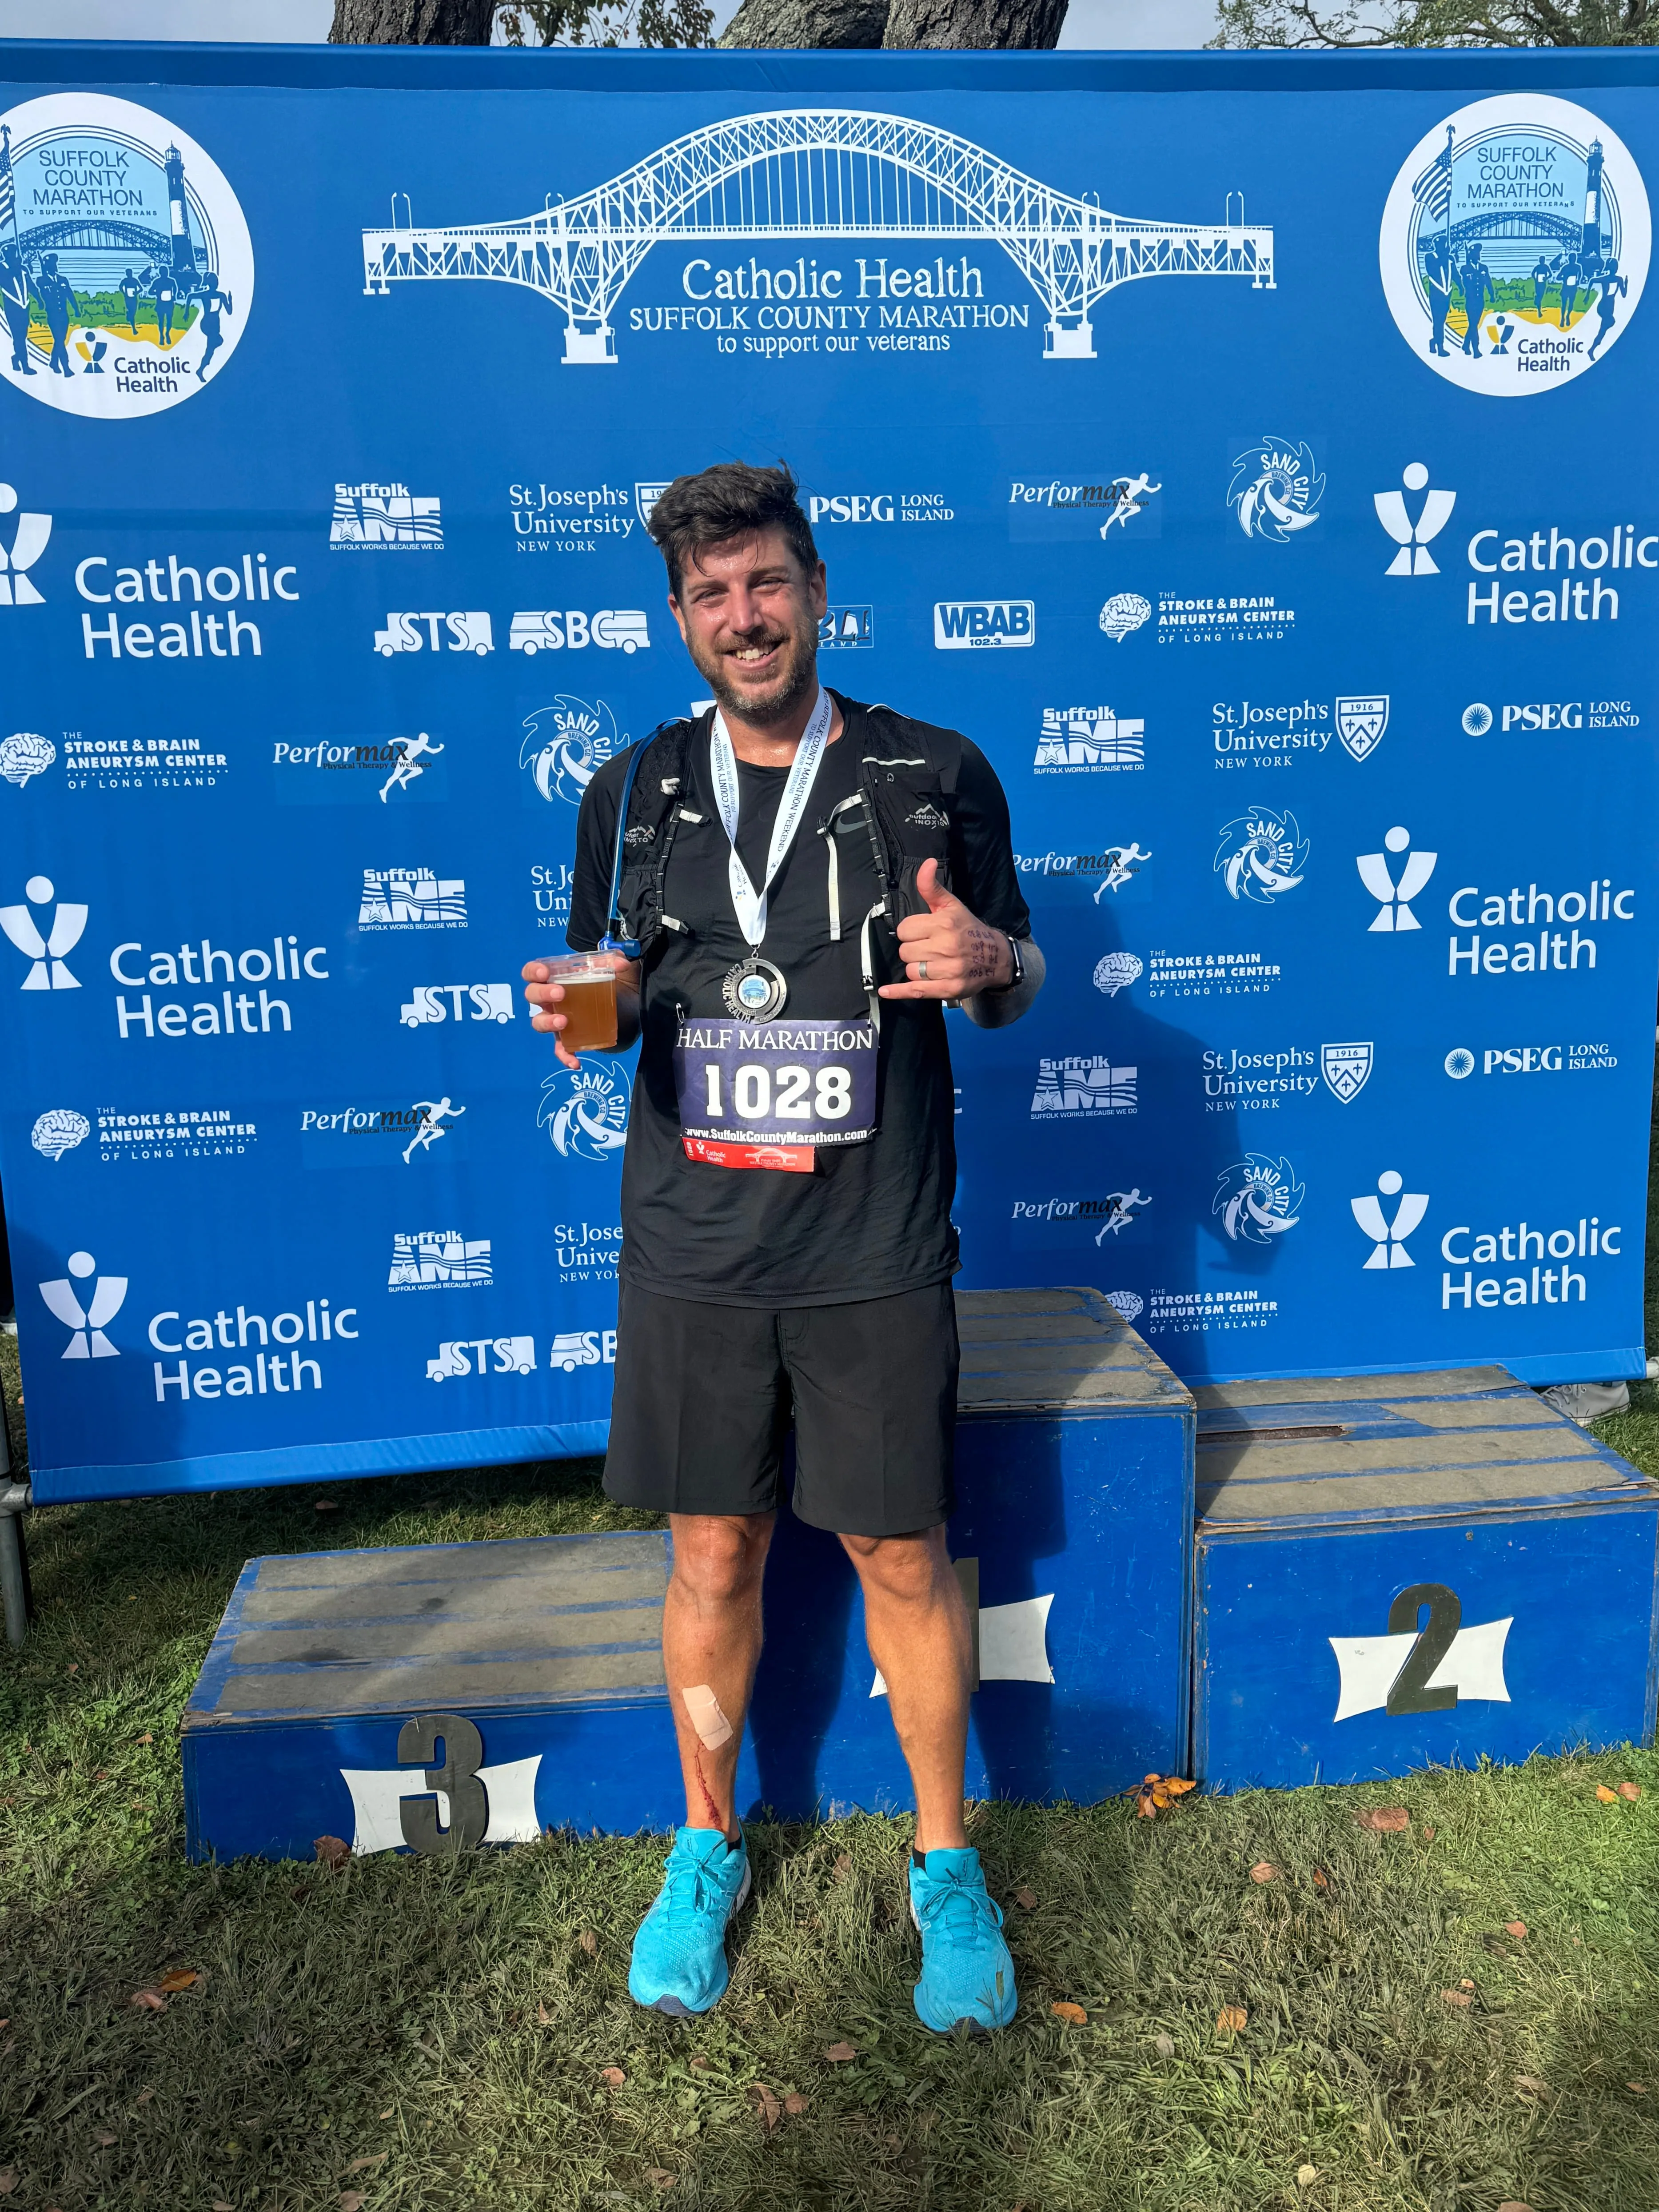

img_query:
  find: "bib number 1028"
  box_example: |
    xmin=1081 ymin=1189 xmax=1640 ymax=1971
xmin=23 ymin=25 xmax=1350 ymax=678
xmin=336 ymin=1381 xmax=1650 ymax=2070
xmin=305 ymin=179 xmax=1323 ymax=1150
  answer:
xmin=703 ymin=1062 xmax=853 ymax=1122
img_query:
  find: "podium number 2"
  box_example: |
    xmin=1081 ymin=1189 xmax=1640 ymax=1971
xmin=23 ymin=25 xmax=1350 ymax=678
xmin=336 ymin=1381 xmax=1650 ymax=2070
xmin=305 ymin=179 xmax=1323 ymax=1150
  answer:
xmin=1385 ymin=1583 xmax=1461 ymax=1716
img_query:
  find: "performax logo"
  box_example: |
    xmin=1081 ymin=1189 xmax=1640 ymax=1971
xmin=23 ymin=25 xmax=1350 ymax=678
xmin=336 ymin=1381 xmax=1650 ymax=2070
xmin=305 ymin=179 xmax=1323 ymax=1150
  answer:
xmin=148 ymin=1292 xmax=357 ymax=1401
xmin=77 ymin=552 xmax=299 ymax=659
xmin=110 ymin=934 xmax=329 ymax=1039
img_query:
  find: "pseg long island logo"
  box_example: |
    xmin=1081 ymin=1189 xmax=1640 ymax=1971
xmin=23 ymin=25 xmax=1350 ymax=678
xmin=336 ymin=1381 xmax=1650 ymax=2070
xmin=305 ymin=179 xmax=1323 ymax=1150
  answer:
xmin=0 ymin=93 xmax=254 ymax=418
xmin=1380 ymin=94 xmax=1649 ymax=397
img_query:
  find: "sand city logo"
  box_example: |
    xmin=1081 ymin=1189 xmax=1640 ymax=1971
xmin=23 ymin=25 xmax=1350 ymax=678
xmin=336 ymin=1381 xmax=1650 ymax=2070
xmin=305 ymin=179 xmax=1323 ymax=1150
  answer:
xmin=0 ymin=731 xmax=54 ymax=784
xmin=1214 ymin=811 xmax=1309 ymax=905
xmin=1352 ymin=1170 xmax=1429 ymax=1267
xmin=1 ymin=873 xmax=85 ymax=988
xmin=1380 ymin=94 xmax=1649 ymax=397
xmin=388 ymin=1230 xmax=492 ymax=1291
xmin=359 ymin=868 xmax=467 ymax=931
xmin=1226 ymin=435 xmax=1323 ymax=542
xmin=1035 ymin=705 xmax=1144 ymax=774
xmin=1030 ymin=1055 xmax=1137 ymax=1119
xmin=1213 ymin=1154 xmax=1303 ymax=1245
xmin=32 ymin=1108 xmax=89 ymax=1160
xmin=358 ymin=115 xmax=1272 ymax=366
xmin=0 ymin=94 xmax=253 ymax=417
xmin=0 ymin=483 xmax=50 ymax=604
xmin=520 ymin=696 xmax=622 ymax=805
xmin=538 ymin=1063 xmax=631 ymax=1163
xmin=1358 ymin=827 xmax=1437 ymax=931
xmin=39 ymin=1248 xmax=126 ymax=1357
xmin=331 ymin=482 xmax=443 ymax=551
xmin=1376 ymin=464 xmax=1457 ymax=575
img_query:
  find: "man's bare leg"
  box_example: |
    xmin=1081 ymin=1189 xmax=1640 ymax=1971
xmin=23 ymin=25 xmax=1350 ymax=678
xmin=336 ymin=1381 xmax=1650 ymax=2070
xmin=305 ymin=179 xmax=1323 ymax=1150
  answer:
xmin=662 ymin=1510 xmax=775 ymax=1833
xmin=841 ymin=1525 xmax=972 ymax=1851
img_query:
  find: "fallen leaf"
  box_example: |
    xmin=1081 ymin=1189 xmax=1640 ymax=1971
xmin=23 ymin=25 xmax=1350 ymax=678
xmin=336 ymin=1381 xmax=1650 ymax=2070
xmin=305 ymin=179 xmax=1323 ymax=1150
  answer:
xmin=748 ymin=2082 xmax=782 ymax=2131
xmin=1249 ymin=1861 xmax=1277 ymax=1884
xmin=157 ymin=1969 xmax=198 ymax=1993
xmin=314 ymin=1834 xmax=351 ymax=1872
xmin=213 ymin=2202 xmax=234 ymax=2209
xmin=1628 ymin=2081 xmax=1649 ymax=2094
xmin=833 ymin=1852 xmax=853 ymax=1880
xmin=1597 ymin=1784 xmax=1619 ymax=1802
xmin=783 ymin=2092 xmax=807 ymax=2116
xmin=1505 ymin=1920 xmax=1527 ymax=1939
xmin=137 ymin=1733 xmax=153 ymax=1746
xmin=1130 ymin=1773 xmax=1196 ymax=1817
xmin=1296 ymin=2166 xmax=1319 ymax=2188
xmin=1050 ymin=2001 xmax=1088 ymax=2025
xmin=1495 ymin=2203 xmax=1534 ymax=2212
xmin=689 ymin=2055 xmax=710 ymax=2073
xmin=646 ymin=2171 xmax=675 ymax=2191
xmin=0 ymin=2176 xmax=15 ymax=2198
xmin=66 ymin=1662 xmax=79 ymax=1675
xmin=1013 ymin=1886 xmax=1038 ymax=1911
xmin=578 ymin=1930 xmax=598 ymax=1957
xmin=135 ymin=2088 xmax=153 ymax=2104
xmin=94 ymin=2133 xmax=116 ymax=2147
xmin=1217 ymin=2005 xmax=1248 ymax=2033
xmin=339 ymin=2195 xmax=364 ymax=2212
xmin=1356 ymin=1807 xmax=1410 ymax=1833
xmin=129 ymin=1989 xmax=166 ymax=2011
xmin=1153 ymin=2032 xmax=1176 ymax=2059
xmin=347 ymin=2152 xmax=387 ymax=2172
xmin=1514 ymin=2075 xmax=1551 ymax=2097
xmin=1441 ymin=1989 xmax=1472 ymax=2008
xmin=1460 ymin=1977 xmax=1475 ymax=1990
xmin=379 ymin=2108 xmax=393 ymax=2119
xmin=1312 ymin=1868 xmax=1330 ymax=1890
xmin=1422 ymin=1825 xmax=1436 ymax=1841
xmin=600 ymin=2067 xmax=626 ymax=2088
xmin=1620 ymin=1781 xmax=1643 ymax=1801
xmin=824 ymin=2041 xmax=857 ymax=2063
xmin=314 ymin=1499 xmax=340 ymax=1513
xmin=536 ymin=2003 xmax=552 ymax=2027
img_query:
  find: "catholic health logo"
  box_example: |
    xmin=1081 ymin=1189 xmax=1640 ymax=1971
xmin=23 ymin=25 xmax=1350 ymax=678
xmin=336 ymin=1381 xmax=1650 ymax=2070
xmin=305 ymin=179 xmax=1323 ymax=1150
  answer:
xmin=1380 ymin=94 xmax=1650 ymax=397
xmin=0 ymin=94 xmax=254 ymax=417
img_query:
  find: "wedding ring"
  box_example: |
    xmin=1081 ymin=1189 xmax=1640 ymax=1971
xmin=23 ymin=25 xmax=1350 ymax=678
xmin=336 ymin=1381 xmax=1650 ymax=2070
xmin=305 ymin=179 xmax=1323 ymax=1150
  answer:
xmin=918 ymin=961 xmax=928 ymax=980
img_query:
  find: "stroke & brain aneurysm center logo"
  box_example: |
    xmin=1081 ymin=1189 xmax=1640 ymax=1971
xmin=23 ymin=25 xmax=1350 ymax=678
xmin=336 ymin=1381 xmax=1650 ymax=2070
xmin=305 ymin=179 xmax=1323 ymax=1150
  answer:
xmin=1380 ymin=94 xmax=1649 ymax=396
xmin=0 ymin=93 xmax=254 ymax=418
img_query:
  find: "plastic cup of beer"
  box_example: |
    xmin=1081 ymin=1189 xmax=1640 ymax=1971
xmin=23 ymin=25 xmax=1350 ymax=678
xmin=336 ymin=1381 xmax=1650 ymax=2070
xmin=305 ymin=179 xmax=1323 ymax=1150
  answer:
xmin=543 ymin=953 xmax=618 ymax=1051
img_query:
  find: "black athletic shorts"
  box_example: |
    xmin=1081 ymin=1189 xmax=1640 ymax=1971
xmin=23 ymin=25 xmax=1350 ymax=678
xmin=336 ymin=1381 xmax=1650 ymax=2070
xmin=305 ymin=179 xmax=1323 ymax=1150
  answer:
xmin=602 ymin=1277 xmax=958 ymax=1536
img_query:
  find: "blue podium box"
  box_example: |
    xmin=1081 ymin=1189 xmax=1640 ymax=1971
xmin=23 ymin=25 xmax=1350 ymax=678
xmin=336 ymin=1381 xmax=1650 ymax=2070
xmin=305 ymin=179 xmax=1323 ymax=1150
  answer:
xmin=1193 ymin=1366 xmax=1659 ymax=1792
xmin=183 ymin=1287 xmax=1195 ymax=1861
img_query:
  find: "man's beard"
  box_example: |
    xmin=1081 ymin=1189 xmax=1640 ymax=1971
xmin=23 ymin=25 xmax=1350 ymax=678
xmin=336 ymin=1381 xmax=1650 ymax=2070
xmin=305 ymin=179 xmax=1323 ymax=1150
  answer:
xmin=690 ymin=621 xmax=818 ymax=728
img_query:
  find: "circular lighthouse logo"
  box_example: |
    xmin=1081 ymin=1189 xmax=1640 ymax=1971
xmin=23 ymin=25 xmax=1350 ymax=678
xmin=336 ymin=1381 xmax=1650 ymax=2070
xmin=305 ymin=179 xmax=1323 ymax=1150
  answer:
xmin=1380 ymin=94 xmax=1648 ymax=397
xmin=0 ymin=92 xmax=254 ymax=418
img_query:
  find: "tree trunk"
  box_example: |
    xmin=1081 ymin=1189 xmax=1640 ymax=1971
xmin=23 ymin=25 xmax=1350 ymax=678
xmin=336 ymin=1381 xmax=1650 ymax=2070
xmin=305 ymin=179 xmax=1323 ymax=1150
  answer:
xmin=329 ymin=0 xmax=497 ymax=40
xmin=721 ymin=0 xmax=1066 ymax=43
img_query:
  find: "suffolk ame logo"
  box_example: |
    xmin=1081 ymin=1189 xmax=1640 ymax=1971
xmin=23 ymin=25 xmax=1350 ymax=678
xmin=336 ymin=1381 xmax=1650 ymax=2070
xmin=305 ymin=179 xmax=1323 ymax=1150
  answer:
xmin=0 ymin=94 xmax=254 ymax=416
xmin=1380 ymin=94 xmax=1650 ymax=395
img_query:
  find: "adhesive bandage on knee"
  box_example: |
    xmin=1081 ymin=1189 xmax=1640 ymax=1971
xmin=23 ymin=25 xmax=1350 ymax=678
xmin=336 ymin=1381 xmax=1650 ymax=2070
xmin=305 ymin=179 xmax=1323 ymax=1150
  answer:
xmin=682 ymin=1684 xmax=734 ymax=1750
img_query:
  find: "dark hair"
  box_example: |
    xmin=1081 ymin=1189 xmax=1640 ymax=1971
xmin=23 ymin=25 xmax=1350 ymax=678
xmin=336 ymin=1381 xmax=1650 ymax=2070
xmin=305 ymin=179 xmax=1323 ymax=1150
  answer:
xmin=647 ymin=461 xmax=818 ymax=598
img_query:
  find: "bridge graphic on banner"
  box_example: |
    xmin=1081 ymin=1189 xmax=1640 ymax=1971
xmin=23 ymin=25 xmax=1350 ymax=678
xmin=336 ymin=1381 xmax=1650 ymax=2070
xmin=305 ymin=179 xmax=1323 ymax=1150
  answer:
xmin=359 ymin=108 xmax=1275 ymax=362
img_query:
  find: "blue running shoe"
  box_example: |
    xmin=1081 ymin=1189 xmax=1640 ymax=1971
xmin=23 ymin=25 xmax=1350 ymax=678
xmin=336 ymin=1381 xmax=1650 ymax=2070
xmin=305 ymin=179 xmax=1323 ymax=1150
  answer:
xmin=908 ymin=1846 xmax=1017 ymax=2034
xmin=628 ymin=1826 xmax=751 ymax=2018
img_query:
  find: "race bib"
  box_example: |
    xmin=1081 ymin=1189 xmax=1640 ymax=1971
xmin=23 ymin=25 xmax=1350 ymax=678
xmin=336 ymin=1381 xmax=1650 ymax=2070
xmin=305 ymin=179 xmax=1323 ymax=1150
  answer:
xmin=673 ymin=1016 xmax=878 ymax=1174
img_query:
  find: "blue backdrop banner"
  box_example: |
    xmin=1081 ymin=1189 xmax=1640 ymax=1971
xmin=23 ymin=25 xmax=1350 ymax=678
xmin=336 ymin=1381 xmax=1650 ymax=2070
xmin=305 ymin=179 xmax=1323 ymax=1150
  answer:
xmin=2 ymin=40 xmax=1655 ymax=1502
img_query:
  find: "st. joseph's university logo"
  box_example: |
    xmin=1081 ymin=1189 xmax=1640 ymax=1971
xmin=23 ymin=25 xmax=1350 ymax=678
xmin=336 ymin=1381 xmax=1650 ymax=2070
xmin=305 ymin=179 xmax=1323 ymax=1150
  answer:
xmin=0 ymin=93 xmax=254 ymax=418
xmin=1380 ymin=95 xmax=1649 ymax=396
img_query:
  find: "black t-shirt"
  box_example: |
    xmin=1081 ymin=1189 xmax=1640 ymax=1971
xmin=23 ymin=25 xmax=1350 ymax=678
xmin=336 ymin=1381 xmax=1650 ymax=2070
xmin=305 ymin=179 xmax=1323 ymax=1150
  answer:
xmin=575 ymin=699 xmax=1039 ymax=1300
xmin=567 ymin=694 xmax=1030 ymax=1308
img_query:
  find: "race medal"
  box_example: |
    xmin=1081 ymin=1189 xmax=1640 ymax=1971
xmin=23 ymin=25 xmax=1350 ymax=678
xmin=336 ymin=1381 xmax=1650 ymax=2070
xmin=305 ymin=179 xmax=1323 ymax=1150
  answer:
xmin=721 ymin=957 xmax=788 ymax=1021
xmin=674 ymin=1014 xmax=878 ymax=1174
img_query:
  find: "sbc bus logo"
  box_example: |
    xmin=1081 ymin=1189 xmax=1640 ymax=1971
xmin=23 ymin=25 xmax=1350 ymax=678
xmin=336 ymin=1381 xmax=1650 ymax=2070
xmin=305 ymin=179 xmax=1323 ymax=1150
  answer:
xmin=933 ymin=600 xmax=1035 ymax=650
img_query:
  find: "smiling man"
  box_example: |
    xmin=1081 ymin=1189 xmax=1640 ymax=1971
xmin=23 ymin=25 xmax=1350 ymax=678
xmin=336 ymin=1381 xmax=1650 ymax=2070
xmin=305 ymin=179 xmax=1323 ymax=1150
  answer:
xmin=522 ymin=461 xmax=1044 ymax=2035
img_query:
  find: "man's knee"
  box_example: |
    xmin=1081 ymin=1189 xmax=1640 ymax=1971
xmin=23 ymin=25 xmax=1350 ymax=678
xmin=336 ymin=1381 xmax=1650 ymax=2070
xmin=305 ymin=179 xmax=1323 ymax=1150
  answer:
xmin=843 ymin=1526 xmax=953 ymax=1604
xmin=669 ymin=1513 xmax=772 ymax=1607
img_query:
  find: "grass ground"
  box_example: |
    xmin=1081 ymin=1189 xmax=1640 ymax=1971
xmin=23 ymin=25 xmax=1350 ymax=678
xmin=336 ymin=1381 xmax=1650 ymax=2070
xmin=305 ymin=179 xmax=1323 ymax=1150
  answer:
xmin=4 ymin=1144 xmax=1659 ymax=2210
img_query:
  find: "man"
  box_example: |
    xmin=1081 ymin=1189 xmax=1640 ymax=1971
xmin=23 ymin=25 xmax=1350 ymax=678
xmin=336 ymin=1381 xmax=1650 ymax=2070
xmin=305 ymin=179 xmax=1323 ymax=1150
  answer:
xmin=120 ymin=267 xmax=141 ymax=334
xmin=34 ymin=253 xmax=74 ymax=378
xmin=1458 ymin=245 xmax=1495 ymax=356
xmin=1424 ymin=239 xmax=1453 ymax=357
xmin=523 ymin=462 xmax=1043 ymax=2036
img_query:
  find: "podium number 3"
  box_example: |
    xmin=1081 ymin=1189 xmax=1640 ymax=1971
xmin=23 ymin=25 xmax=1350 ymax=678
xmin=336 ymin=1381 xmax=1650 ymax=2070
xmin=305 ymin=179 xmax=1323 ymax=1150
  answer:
xmin=397 ymin=1711 xmax=488 ymax=1852
xmin=1385 ymin=1583 xmax=1461 ymax=1716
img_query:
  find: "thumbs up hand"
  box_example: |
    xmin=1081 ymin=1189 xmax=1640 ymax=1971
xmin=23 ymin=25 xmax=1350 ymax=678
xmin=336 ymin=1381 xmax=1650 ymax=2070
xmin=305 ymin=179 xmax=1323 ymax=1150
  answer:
xmin=879 ymin=858 xmax=1016 ymax=1000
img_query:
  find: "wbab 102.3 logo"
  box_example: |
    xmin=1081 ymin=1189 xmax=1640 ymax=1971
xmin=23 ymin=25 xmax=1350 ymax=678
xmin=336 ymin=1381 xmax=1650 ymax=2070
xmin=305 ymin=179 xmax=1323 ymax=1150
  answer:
xmin=1380 ymin=94 xmax=1649 ymax=396
xmin=0 ymin=93 xmax=254 ymax=416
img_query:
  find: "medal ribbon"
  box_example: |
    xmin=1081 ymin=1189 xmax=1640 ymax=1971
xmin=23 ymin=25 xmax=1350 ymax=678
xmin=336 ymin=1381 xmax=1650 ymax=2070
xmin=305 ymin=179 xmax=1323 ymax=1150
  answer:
xmin=708 ymin=686 xmax=833 ymax=947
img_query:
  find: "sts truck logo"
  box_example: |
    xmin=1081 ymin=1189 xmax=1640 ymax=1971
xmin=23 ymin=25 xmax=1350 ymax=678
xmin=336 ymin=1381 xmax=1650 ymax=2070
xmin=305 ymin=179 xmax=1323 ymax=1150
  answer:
xmin=934 ymin=600 xmax=1034 ymax=650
